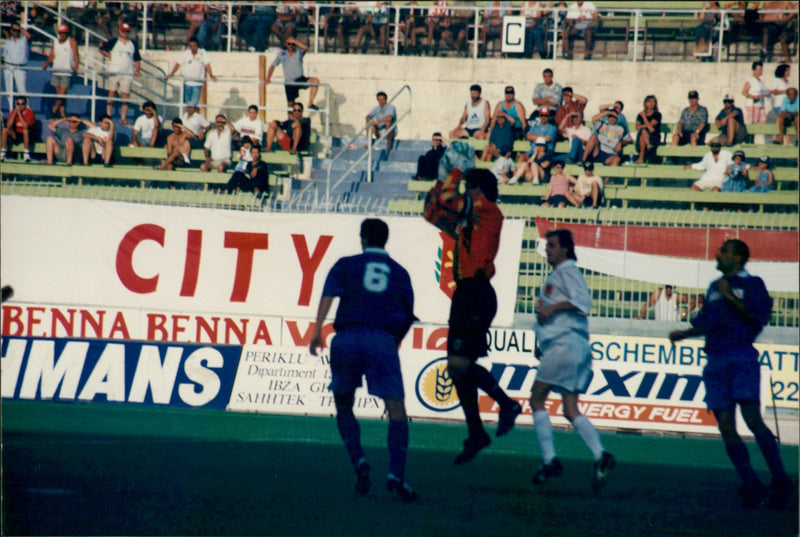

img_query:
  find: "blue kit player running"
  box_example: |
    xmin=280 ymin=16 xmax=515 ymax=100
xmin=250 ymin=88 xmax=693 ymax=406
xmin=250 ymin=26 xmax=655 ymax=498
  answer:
xmin=530 ymin=229 xmax=615 ymax=492
xmin=309 ymin=218 xmax=418 ymax=502
xmin=670 ymin=239 xmax=792 ymax=510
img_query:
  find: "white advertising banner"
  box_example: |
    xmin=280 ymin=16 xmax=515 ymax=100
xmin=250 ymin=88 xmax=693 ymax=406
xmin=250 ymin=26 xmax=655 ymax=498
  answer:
xmin=0 ymin=196 xmax=524 ymax=326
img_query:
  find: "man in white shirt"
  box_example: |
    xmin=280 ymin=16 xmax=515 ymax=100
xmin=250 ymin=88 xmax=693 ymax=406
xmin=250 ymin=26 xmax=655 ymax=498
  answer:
xmin=201 ymin=114 xmax=232 ymax=173
xmin=166 ymin=37 xmax=217 ymax=107
xmin=41 ymin=23 xmax=80 ymax=119
xmin=99 ymin=22 xmax=141 ymax=125
xmin=180 ymin=104 xmax=211 ymax=147
xmin=562 ymin=1 xmax=597 ymax=60
xmin=685 ymin=137 xmax=733 ymax=191
xmin=81 ymin=114 xmax=115 ymax=166
xmin=231 ymin=105 xmax=265 ymax=147
xmin=1 ymin=21 xmax=31 ymax=111
xmin=131 ymin=101 xmax=163 ymax=147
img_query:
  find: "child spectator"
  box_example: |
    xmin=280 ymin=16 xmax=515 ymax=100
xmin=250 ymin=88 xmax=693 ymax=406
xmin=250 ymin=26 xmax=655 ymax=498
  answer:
xmin=492 ymin=145 xmax=517 ymax=184
xmin=748 ymin=155 xmax=774 ymax=192
xmin=542 ymin=161 xmax=576 ymax=207
xmin=234 ymin=135 xmax=254 ymax=172
xmin=570 ymin=161 xmax=604 ymax=207
xmin=721 ymin=150 xmax=749 ymax=192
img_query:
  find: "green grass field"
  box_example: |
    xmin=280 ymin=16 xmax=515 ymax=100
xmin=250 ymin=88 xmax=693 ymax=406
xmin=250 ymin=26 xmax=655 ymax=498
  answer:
xmin=2 ymin=401 xmax=798 ymax=536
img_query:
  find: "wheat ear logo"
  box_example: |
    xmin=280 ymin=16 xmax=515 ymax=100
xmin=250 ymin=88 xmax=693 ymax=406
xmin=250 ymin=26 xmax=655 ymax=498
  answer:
xmin=415 ymin=357 xmax=460 ymax=412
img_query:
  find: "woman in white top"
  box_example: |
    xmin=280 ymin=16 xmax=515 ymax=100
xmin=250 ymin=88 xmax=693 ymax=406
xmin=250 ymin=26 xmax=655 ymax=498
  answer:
xmin=768 ymin=63 xmax=791 ymax=141
xmin=741 ymin=60 xmax=768 ymax=124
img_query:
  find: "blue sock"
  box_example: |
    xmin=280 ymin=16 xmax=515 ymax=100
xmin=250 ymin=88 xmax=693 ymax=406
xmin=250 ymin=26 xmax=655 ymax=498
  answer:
xmin=725 ymin=440 xmax=762 ymax=488
xmin=754 ymin=430 xmax=789 ymax=482
xmin=336 ymin=406 xmax=364 ymax=467
xmin=387 ymin=419 xmax=409 ymax=481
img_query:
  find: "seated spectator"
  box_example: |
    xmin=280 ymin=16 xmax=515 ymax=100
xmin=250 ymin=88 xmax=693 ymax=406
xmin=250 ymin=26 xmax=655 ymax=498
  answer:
xmin=415 ymin=132 xmax=447 ymax=180
xmin=131 ymin=101 xmax=163 ymax=148
xmin=227 ymin=144 xmax=270 ymax=196
xmin=741 ymin=60 xmax=768 ymax=124
xmin=522 ymin=106 xmax=557 ymax=163
xmin=492 ymin=145 xmax=517 ymax=184
xmin=272 ymin=3 xmax=297 ymax=43
xmin=81 ymin=114 xmax=115 ymax=167
xmin=684 ymin=137 xmax=733 ymax=191
xmin=480 ymin=112 xmax=514 ymax=162
xmin=671 ymin=90 xmax=709 ymax=147
xmin=569 ymin=161 xmax=604 ymax=207
xmin=493 ymin=85 xmax=527 ymax=140
xmin=634 ymin=95 xmax=662 ymax=164
xmin=596 ymin=100 xmax=630 ymax=135
xmin=266 ymin=103 xmax=311 ymax=154
xmin=481 ymin=1 xmax=511 ymax=56
xmin=715 ymin=94 xmax=748 ymax=146
xmin=197 ymin=3 xmax=225 ymax=50
xmin=201 ymin=114 xmax=233 ymax=173
xmin=331 ymin=6 xmax=362 ymax=54
xmin=0 ymin=96 xmax=36 ymax=162
xmin=562 ymin=1 xmax=597 ymax=60
xmin=365 ymin=91 xmax=396 ymax=150
xmin=442 ymin=5 xmax=471 ymax=56
xmin=402 ymin=4 xmax=429 ymax=55
xmin=776 ymin=87 xmax=798 ymax=145
xmin=240 ymin=3 xmax=277 ymax=52
xmin=555 ymin=111 xmax=592 ymax=164
xmin=749 ymin=155 xmax=774 ymax=192
xmin=181 ymin=104 xmax=211 ymax=147
xmin=521 ymin=1 xmax=548 ymax=59
xmin=768 ymin=64 xmax=791 ymax=141
xmin=450 ymin=84 xmax=491 ymax=140
xmin=233 ymin=136 xmax=255 ymax=171
xmin=758 ymin=1 xmax=796 ymax=64
xmin=541 ymin=162 xmax=576 ymax=207
xmin=721 ymin=150 xmax=750 ymax=192
xmin=355 ymin=2 xmax=390 ymax=54
xmin=583 ymin=108 xmax=631 ymax=166
xmin=232 ymin=105 xmax=266 ymax=147
xmin=45 ymin=114 xmax=85 ymax=165
xmin=509 ymin=137 xmax=551 ymax=184
xmin=156 ymin=118 xmax=195 ymax=171
xmin=553 ymin=86 xmax=588 ymax=133
xmin=694 ymin=1 xmax=721 ymax=56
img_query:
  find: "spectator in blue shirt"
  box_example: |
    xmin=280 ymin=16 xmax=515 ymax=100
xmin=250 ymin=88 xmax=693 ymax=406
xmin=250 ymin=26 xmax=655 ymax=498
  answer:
xmin=776 ymin=86 xmax=798 ymax=145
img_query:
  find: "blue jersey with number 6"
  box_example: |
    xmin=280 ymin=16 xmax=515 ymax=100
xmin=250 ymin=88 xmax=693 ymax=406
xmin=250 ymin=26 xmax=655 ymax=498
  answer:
xmin=322 ymin=247 xmax=416 ymax=343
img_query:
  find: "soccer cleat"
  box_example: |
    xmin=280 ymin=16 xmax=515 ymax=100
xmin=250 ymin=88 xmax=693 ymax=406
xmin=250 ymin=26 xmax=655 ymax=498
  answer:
xmin=453 ymin=432 xmax=491 ymax=465
xmin=387 ymin=474 xmax=419 ymax=503
xmin=591 ymin=451 xmax=616 ymax=492
xmin=738 ymin=482 xmax=768 ymax=509
xmin=532 ymin=457 xmax=564 ymax=485
xmin=354 ymin=460 xmax=371 ymax=494
xmin=766 ymin=478 xmax=793 ymax=511
xmin=496 ymin=402 xmax=522 ymax=437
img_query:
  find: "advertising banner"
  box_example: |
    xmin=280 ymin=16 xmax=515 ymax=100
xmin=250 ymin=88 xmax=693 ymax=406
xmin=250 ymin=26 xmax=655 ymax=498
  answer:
xmin=0 ymin=196 xmax=524 ymax=326
xmin=1 ymin=336 xmax=240 ymax=409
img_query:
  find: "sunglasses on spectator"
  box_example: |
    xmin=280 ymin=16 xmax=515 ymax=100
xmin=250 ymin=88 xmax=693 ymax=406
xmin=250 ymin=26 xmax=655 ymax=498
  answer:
xmin=16 ymin=101 xmax=25 ymax=105
xmin=293 ymin=108 xmax=302 ymax=112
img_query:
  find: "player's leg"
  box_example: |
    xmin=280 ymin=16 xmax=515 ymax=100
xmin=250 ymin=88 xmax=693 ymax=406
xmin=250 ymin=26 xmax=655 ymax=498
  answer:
xmin=448 ymin=353 xmax=490 ymax=465
xmin=563 ymin=392 xmax=615 ymax=491
xmin=383 ymin=399 xmax=418 ymax=502
xmin=530 ymin=379 xmax=563 ymax=484
xmin=714 ymin=406 xmax=768 ymax=507
xmin=740 ymin=401 xmax=792 ymax=509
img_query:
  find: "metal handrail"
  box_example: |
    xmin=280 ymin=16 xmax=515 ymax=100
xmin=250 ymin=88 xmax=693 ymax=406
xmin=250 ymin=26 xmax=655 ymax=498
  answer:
xmin=323 ymin=85 xmax=411 ymax=208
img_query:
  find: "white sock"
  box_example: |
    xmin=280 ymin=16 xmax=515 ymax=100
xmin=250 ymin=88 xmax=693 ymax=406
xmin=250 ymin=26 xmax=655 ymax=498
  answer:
xmin=572 ymin=415 xmax=604 ymax=460
xmin=533 ymin=410 xmax=556 ymax=463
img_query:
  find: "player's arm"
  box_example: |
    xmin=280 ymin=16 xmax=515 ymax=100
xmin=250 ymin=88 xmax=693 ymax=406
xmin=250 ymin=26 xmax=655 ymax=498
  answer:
xmin=309 ymin=295 xmax=335 ymax=356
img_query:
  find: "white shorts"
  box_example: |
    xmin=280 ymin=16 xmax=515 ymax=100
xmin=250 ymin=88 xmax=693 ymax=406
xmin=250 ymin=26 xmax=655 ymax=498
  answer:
xmin=108 ymin=74 xmax=133 ymax=94
xmin=693 ymin=172 xmax=725 ymax=191
xmin=535 ymin=332 xmax=593 ymax=394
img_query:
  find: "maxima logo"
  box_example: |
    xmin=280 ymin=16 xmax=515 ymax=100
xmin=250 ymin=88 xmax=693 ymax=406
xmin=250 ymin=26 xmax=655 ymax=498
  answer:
xmin=415 ymin=357 xmax=460 ymax=412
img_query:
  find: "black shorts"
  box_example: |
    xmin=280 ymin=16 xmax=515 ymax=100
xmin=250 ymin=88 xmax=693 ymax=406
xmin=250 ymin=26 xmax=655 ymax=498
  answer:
xmin=676 ymin=129 xmax=707 ymax=146
xmin=285 ymin=76 xmax=309 ymax=103
xmin=447 ymin=277 xmax=497 ymax=360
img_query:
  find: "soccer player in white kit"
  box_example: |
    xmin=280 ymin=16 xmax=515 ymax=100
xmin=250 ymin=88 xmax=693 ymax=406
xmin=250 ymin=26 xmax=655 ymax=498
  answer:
xmin=530 ymin=229 xmax=615 ymax=491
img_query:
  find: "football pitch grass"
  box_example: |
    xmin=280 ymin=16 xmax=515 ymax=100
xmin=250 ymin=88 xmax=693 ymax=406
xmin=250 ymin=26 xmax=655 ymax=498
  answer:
xmin=2 ymin=401 xmax=798 ymax=537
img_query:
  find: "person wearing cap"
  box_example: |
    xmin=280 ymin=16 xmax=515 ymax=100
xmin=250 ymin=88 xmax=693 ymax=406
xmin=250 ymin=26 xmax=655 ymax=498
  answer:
xmin=569 ymin=161 xmax=604 ymax=208
xmin=583 ymin=107 xmax=631 ymax=166
xmin=99 ymin=22 xmax=141 ymax=125
xmin=748 ymin=155 xmax=774 ymax=193
xmin=532 ymin=68 xmax=563 ymax=110
xmin=41 ymin=23 xmax=79 ymax=119
xmin=741 ymin=60 xmax=768 ymax=124
xmin=722 ymin=150 xmax=750 ymax=192
xmin=509 ymin=136 xmax=549 ymax=184
xmin=553 ymin=86 xmax=587 ymax=131
xmin=523 ymin=106 xmax=557 ymax=161
xmin=492 ymin=86 xmax=527 ymax=141
xmin=596 ymin=100 xmax=629 ymax=135
xmin=1 ymin=20 xmax=31 ymax=112
xmin=672 ymin=90 xmax=709 ymax=147
xmin=684 ymin=136 xmax=733 ymax=191
xmin=715 ymin=94 xmax=748 ymax=146
xmin=450 ymin=84 xmax=491 ymax=140
xmin=166 ymin=37 xmax=217 ymax=107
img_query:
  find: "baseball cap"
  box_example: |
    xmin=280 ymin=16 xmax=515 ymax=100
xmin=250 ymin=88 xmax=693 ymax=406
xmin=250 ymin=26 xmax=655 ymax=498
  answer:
xmin=688 ymin=90 xmax=699 ymax=99
xmin=605 ymin=107 xmax=618 ymax=115
xmin=723 ymin=94 xmax=734 ymax=102
xmin=539 ymin=106 xmax=550 ymax=115
xmin=733 ymin=150 xmax=745 ymax=159
xmin=504 ymin=86 xmax=515 ymax=94
xmin=120 ymin=22 xmax=131 ymax=31
xmin=759 ymin=155 xmax=770 ymax=163
xmin=534 ymin=137 xmax=547 ymax=146
xmin=57 ymin=23 xmax=69 ymax=33
xmin=583 ymin=161 xmax=594 ymax=170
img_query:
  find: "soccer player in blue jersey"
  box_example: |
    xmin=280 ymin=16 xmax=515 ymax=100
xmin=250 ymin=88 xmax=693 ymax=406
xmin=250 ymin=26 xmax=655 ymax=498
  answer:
xmin=670 ymin=239 xmax=792 ymax=510
xmin=309 ymin=218 xmax=418 ymax=502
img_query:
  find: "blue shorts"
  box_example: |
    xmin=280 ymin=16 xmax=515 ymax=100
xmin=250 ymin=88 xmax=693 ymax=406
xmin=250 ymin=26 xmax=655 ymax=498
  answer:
xmin=329 ymin=328 xmax=404 ymax=400
xmin=702 ymin=353 xmax=761 ymax=410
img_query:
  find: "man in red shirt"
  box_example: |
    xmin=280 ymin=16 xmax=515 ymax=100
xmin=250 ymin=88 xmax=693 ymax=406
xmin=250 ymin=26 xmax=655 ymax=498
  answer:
xmin=1 ymin=95 xmax=36 ymax=162
xmin=424 ymin=149 xmax=522 ymax=465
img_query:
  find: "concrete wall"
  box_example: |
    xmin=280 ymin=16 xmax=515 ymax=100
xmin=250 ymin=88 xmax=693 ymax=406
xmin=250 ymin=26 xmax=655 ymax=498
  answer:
xmin=143 ymin=49 xmax=800 ymax=141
